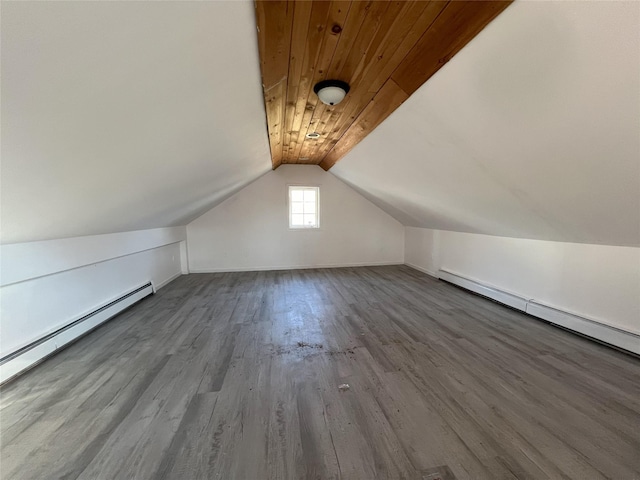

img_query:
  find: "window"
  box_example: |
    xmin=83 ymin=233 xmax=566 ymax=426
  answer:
xmin=289 ymin=186 xmax=319 ymax=229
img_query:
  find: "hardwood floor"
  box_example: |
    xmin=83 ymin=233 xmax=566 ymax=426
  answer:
xmin=1 ymin=266 xmax=639 ymax=479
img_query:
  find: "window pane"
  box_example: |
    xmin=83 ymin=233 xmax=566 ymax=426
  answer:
xmin=290 ymin=186 xmax=318 ymax=228
xmin=303 ymin=189 xmax=316 ymax=202
xmin=303 ymin=201 xmax=316 ymax=214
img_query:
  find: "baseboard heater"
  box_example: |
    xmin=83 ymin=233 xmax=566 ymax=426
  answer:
xmin=438 ymin=269 xmax=640 ymax=356
xmin=0 ymin=282 xmax=154 ymax=385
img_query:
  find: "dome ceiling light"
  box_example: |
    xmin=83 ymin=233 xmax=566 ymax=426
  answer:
xmin=313 ymin=80 xmax=350 ymax=106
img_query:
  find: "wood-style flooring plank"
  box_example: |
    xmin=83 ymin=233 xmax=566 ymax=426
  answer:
xmin=1 ymin=266 xmax=639 ymax=479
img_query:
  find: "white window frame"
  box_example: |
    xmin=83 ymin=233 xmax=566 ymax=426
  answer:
xmin=288 ymin=185 xmax=320 ymax=229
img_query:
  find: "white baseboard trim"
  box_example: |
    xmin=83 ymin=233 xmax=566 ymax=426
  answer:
xmin=188 ymin=261 xmax=403 ymax=274
xmin=404 ymin=262 xmax=439 ymax=278
xmin=153 ymin=271 xmax=183 ymax=291
xmin=437 ymin=269 xmax=640 ymax=355
xmin=0 ymin=283 xmax=154 ymax=385
xmin=438 ymin=269 xmax=530 ymax=311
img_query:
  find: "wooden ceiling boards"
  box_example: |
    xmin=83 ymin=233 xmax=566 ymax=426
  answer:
xmin=255 ymin=0 xmax=512 ymax=170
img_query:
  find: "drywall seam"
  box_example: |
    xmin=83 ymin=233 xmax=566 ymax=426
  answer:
xmin=2 ymin=241 xmax=185 ymax=288
xmin=1 ymin=227 xmax=186 ymax=287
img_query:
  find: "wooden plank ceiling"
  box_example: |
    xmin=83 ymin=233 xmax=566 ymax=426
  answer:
xmin=255 ymin=0 xmax=512 ymax=170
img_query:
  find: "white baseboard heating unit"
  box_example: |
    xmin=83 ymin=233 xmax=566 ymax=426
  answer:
xmin=438 ymin=269 xmax=640 ymax=356
xmin=0 ymin=282 xmax=154 ymax=385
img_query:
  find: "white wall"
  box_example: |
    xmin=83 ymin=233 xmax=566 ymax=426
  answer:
xmin=333 ymin=1 xmax=640 ymax=247
xmin=1 ymin=1 xmax=271 ymax=244
xmin=0 ymin=227 xmax=185 ymax=357
xmin=187 ymin=165 xmax=404 ymax=272
xmin=405 ymin=227 xmax=640 ymax=336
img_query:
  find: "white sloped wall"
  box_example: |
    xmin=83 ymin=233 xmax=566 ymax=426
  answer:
xmin=1 ymin=1 xmax=271 ymax=244
xmin=332 ymin=1 xmax=640 ymax=247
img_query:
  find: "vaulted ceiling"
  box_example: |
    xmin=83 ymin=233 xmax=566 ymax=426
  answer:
xmin=1 ymin=0 xmax=638 ymax=247
xmin=255 ymin=1 xmax=511 ymax=169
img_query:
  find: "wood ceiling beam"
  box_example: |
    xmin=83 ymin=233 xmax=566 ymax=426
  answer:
xmin=255 ymin=0 xmax=513 ymax=171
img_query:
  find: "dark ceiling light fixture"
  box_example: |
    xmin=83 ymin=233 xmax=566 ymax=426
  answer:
xmin=313 ymin=80 xmax=350 ymax=106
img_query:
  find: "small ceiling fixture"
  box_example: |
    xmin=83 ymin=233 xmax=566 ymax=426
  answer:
xmin=306 ymin=132 xmax=321 ymax=139
xmin=313 ymin=80 xmax=350 ymax=106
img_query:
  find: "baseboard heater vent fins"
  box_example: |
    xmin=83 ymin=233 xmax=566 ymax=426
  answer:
xmin=437 ymin=269 xmax=639 ymax=356
xmin=0 ymin=282 xmax=154 ymax=385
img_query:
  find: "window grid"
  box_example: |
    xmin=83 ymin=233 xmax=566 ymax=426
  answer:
xmin=289 ymin=186 xmax=319 ymax=229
